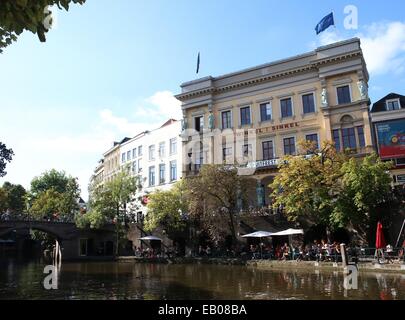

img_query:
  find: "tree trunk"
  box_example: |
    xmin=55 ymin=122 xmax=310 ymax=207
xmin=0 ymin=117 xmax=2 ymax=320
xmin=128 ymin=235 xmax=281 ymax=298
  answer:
xmin=326 ymin=226 xmax=332 ymax=243
xmin=228 ymin=209 xmax=237 ymax=243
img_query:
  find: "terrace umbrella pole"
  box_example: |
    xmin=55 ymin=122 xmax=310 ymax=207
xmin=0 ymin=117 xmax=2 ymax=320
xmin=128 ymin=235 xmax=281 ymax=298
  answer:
xmin=375 ymin=221 xmax=386 ymax=264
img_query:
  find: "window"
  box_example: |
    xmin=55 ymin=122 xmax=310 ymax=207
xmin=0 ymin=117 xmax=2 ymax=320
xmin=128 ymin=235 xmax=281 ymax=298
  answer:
xmin=221 ymin=110 xmax=232 ymax=129
xmin=194 ymin=116 xmax=204 ymax=132
xmin=333 ymin=129 xmax=341 ymax=151
xmin=240 ymin=106 xmax=251 ymax=125
xmin=159 ymin=164 xmax=166 ymax=184
xmin=132 ymin=161 xmax=137 ymax=173
xmin=170 ymin=160 xmax=177 ymax=181
xmin=170 ymin=138 xmax=177 ymax=155
xmin=302 ymin=93 xmax=315 ymax=114
xmin=280 ymin=98 xmax=293 ymax=118
xmin=138 ymin=159 xmax=142 ymax=173
xmin=305 ymin=133 xmax=319 ymax=149
xmin=243 ymin=144 xmax=252 ymax=157
xmin=342 ymin=127 xmax=356 ymax=149
xmin=195 ymin=150 xmax=204 ymax=171
xmin=121 ymin=153 xmax=126 ymax=163
xmin=138 ymin=146 xmax=143 ymax=156
xmin=396 ymin=158 xmax=405 ymax=166
xmin=127 ymin=151 xmax=131 ymax=161
xmin=337 ymin=85 xmax=351 ymax=104
xmin=357 ymin=126 xmax=365 ymax=148
xmin=260 ymin=102 xmax=272 ymax=121
xmin=386 ymin=99 xmax=400 ymax=111
xmin=149 ymin=145 xmax=155 ymax=161
xmin=132 ymin=148 xmax=137 ymax=159
xmin=283 ymin=137 xmax=296 ymax=155
xmin=159 ymin=142 xmax=165 ymax=158
xmin=223 ymin=147 xmax=232 ymax=161
xmin=148 ymin=166 xmax=155 ymax=186
xmin=262 ymin=141 xmax=274 ymax=160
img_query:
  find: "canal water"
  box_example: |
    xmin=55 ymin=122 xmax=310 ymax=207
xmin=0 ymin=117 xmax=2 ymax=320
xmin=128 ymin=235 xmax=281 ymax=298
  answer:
xmin=0 ymin=258 xmax=404 ymax=300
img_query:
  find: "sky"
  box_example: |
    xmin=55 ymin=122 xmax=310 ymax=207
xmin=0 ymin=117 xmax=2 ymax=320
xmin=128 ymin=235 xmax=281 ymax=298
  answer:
xmin=1 ymin=0 xmax=405 ymax=200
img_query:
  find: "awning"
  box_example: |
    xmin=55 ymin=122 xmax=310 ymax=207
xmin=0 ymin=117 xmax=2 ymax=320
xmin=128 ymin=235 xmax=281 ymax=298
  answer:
xmin=272 ymin=228 xmax=304 ymax=236
xmin=139 ymin=235 xmax=162 ymax=241
xmin=241 ymin=231 xmax=274 ymax=238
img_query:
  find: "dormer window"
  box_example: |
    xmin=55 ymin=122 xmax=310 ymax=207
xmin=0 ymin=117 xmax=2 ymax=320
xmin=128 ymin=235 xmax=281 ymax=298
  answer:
xmin=386 ymin=99 xmax=400 ymax=111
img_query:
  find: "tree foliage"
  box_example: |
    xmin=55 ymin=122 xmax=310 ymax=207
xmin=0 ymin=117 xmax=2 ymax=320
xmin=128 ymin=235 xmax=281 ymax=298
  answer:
xmin=0 ymin=142 xmax=14 ymax=177
xmin=81 ymin=168 xmax=138 ymax=229
xmin=185 ymin=164 xmax=253 ymax=243
xmin=30 ymin=188 xmax=65 ymax=219
xmin=330 ymin=153 xmax=393 ymax=235
xmin=0 ymin=182 xmax=26 ymax=213
xmin=271 ymin=140 xmax=394 ymax=241
xmin=28 ymin=169 xmax=81 ymax=219
xmin=271 ymin=140 xmax=345 ymax=228
xmin=0 ymin=0 xmax=86 ymax=53
xmin=77 ymin=168 xmax=138 ymax=254
xmin=144 ymin=181 xmax=188 ymax=235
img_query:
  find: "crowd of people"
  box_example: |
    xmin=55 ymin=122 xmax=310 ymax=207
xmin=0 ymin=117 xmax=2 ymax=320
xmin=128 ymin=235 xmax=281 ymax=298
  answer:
xmin=191 ymin=240 xmax=366 ymax=262
xmin=133 ymin=246 xmax=180 ymax=259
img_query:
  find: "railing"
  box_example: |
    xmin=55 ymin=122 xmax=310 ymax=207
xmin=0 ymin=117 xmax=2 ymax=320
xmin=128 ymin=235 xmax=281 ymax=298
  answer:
xmin=354 ymin=247 xmax=404 ymax=263
xmin=0 ymin=213 xmax=75 ymax=224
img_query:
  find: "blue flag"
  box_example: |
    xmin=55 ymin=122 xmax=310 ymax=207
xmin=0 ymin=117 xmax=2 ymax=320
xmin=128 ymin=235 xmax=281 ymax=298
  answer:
xmin=196 ymin=52 xmax=200 ymax=74
xmin=315 ymin=12 xmax=334 ymax=34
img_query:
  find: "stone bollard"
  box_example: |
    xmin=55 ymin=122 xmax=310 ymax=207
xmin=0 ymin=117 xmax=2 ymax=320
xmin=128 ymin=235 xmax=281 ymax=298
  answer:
xmin=340 ymin=243 xmax=348 ymax=267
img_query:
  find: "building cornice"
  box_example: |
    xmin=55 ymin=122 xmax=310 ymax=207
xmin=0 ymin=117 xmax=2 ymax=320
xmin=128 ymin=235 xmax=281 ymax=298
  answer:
xmin=175 ymin=50 xmax=363 ymax=102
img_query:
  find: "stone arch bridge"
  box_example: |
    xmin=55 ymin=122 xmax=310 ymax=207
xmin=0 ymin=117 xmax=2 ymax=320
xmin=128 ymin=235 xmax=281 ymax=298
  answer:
xmin=0 ymin=219 xmax=116 ymax=260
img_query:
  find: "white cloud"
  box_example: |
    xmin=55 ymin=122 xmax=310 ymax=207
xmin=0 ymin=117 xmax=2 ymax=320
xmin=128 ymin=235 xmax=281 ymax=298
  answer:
xmin=358 ymin=22 xmax=405 ymax=75
xmin=317 ymin=21 xmax=405 ymax=75
xmin=146 ymin=90 xmax=183 ymax=119
xmin=132 ymin=90 xmax=182 ymax=121
xmin=100 ymin=90 xmax=182 ymax=136
xmin=318 ymin=29 xmax=345 ymax=47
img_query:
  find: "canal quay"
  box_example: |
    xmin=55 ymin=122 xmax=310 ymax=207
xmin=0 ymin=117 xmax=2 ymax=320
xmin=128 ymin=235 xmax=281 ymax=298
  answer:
xmin=1 ymin=1 xmax=405 ymax=308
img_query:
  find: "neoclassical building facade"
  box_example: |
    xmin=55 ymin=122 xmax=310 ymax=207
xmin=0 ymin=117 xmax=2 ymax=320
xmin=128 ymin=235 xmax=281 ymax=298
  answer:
xmin=175 ymin=38 xmax=373 ymax=208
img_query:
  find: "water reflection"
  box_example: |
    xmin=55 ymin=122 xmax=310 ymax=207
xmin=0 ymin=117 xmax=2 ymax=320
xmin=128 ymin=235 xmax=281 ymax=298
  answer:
xmin=0 ymin=259 xmax=404 ymax=300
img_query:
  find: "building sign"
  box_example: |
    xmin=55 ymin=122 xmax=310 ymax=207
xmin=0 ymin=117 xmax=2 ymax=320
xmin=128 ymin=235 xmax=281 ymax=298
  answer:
xmin=247 ymin=159 xmax=281 ymax=169
xmin=397 ymin=174 xmax=405 ymax=184
xmin=256 ymin=122 xmax=299 ymax=134
xmin=236 ymin=122 xmax=299 ymax=137
xmin=375 ymin=119 xmax=405 ymax=159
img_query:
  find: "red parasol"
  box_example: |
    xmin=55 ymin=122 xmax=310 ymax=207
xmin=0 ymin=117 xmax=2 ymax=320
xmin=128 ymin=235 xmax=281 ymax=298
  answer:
xmin=375 ymin=221 xmax=386 ymax=249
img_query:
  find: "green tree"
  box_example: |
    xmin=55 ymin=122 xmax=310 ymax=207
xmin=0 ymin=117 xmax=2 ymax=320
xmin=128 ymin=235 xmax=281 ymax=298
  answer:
xmin=1 ymin=182 xmax=26 ymax=213
xmin=144 ymin=181 xmax=188 ymax=236
xmin=0 ymin=0 xmax=86 ymax=53
xmin=271 ymin=140 xmax=394 ymax=242
xmin=186 ymin=164 xmax=252 ymax=244
xmin=0 ymin=142 xmax=14 ymax=177
xmin=331 ymin=153 xmax=393 ymax=239
xmin=29 ymin=169 xmax=80 ymax=217
xmin=26 ymin=169 xmax=80 ymax=219
xmin=30 ymin=189 xmax=65 ymax=219
xmin=271 ymin=140 xmax=345 ymax=230
xmin=77 ymin=168 xmax=138 ymax=255
xmin=0 ymin=187 xmax=8 ymax=213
